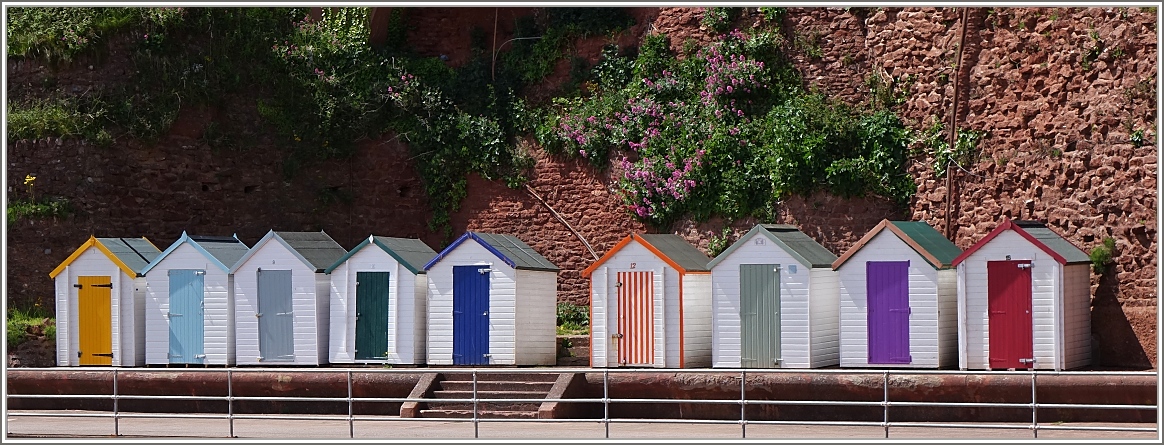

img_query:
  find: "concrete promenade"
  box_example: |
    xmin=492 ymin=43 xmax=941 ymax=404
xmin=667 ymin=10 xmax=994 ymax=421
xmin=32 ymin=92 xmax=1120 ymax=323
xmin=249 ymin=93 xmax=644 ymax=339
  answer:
xmin=4 ymin=410 xmax=1159 ymax=441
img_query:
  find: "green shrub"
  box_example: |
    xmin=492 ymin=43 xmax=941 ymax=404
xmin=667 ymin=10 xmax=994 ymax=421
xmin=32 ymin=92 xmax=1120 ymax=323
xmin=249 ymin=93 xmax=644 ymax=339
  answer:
xmin=1089 ymin=237 xmax=1116 ymax=274
xmin=556 ymin=302 xmax=590 ymax=334
xmin=6 ymin=305 xmax=53 ymax=350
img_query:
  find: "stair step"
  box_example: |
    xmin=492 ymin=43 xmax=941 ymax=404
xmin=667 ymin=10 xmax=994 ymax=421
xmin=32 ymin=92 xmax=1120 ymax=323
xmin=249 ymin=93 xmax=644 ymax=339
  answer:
xmin=419 ymin=409 xmax=539 ymax=419
xmin=438 ymin=381 xmax=555 ymax=392
xmin=429 ymin=390 xmax=546 ymax=411
xmin=440 ymin=372 xmax=559 ymax=383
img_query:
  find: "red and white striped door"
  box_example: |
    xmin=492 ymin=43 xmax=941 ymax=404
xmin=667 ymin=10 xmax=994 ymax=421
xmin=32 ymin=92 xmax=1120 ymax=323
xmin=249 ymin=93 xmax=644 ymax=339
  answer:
xmin=617 ymin=271 xmax=654 ymax=366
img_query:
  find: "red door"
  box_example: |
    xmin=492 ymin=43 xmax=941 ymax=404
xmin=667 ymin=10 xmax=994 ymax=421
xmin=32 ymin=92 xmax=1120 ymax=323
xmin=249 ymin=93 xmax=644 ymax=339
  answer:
xmin=988 ymin=260 xmax=1033 ymax=369
xmin=617 ymin=271 xmax=654 ymax=366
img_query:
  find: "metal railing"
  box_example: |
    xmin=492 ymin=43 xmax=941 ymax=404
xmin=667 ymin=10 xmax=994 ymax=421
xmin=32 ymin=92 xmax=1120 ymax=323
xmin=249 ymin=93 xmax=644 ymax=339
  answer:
xmin=5 ymin=367 xmax=1158 ymax=439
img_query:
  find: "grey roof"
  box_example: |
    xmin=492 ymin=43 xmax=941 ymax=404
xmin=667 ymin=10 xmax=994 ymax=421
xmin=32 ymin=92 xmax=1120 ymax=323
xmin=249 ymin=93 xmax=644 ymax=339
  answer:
xmin=473 ymin=232 xmax=559 ymax=272
xmin=638 ymin=234 xmax=712 ymax=272
xmin=760 ymin=224 xmax=838 ymax=267
xmin=373 ymin=236 xmax=439 ymax=273
xmin=708 ymin=224 xmax=837 ymax=269
xmin=190 ymin=235 xmax=250 ymax=270
xmin=276 ymin=231 xmax=348 ymax=272
xmin=1013 ymin=220 xmax=1091 ymax=264
xmin=97 ymin=237 xmax=162 ymax=274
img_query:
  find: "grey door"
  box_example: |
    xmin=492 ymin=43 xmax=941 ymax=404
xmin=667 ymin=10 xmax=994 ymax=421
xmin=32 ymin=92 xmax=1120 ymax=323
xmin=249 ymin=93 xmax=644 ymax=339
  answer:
xmin=258 ymin=269 xmax=294 ymax=362
xmin=740 ymin=264 xmax=781 ymax=368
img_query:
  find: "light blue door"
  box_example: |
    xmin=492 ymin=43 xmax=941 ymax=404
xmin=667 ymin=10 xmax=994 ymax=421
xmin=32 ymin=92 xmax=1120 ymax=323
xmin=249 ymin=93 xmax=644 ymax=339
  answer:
xmin=258 ymin=269 xmax=294 ymax=362
xmin=168 ymin=269 xmax=205 ymax=364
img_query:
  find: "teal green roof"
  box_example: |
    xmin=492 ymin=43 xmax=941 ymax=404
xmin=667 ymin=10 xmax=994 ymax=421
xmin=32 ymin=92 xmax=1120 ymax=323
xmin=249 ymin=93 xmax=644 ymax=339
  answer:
xmin=889 ymin=221 xmax=962 ymax=268
xmin=1013 ymin=221 xmax=1091 ymax=264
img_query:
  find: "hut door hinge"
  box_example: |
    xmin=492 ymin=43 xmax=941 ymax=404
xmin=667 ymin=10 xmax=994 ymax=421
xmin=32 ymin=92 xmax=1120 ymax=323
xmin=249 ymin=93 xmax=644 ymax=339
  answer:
xmin=1017 ymin=264 xmax=1032 ymax=269
xmin=478 ymin=268 xmax=491 ymax=275
xmin=93 ymin=353 xmax=113 ymax=358
xmin=74 ymin=284 xmax=83 ymax=288
xmin=93 ymin=283 xmax=113 ymax=288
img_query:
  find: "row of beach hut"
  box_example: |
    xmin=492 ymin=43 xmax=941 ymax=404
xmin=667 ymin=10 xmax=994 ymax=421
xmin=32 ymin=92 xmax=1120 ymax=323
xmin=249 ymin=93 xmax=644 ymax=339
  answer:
xmin=50 ymin=217 xmax=1092 ymax=371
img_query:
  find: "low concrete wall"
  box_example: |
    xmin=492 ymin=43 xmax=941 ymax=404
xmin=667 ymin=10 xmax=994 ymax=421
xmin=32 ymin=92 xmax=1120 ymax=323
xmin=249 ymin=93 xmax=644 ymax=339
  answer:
xmin=5 ymin=369 xmax=1155 ymax=422
xmin=5 ymin=369 xmax=420 ymax=415
xmin=574 ymin=372 xmax=1158 ymax=423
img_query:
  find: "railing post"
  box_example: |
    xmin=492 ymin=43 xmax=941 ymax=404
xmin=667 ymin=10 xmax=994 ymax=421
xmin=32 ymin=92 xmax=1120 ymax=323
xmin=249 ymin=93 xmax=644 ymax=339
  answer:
xmin=112 ymin=369 xmax=119 ymax=437
xmin=739 ymin=370 xmax=747 ymax=439
xmin=1031 ymin=368 xmax=1038 ymax=439
xmin=882 ymin=370 xmax=889 ymax=439
xmin=347 ymin=369 xmax=354 ymax=439
xmin=603 ymin=369 xmax=610 ymax=439
xmin=472 ymin=369 xmax=479 ymax=439
xmin=228 ymin=368 xmax=234 ymax=438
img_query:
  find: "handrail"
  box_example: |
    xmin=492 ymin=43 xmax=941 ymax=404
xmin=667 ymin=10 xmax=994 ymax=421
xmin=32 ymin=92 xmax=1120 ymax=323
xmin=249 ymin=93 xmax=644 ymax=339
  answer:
xmin=4 ymin=367 xmax=1157 ymax=439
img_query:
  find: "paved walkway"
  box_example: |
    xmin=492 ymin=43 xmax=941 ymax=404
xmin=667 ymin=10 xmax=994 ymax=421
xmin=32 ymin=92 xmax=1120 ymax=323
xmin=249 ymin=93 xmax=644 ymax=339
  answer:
xmin=4 ymin=410 xmax=1159 ymax=441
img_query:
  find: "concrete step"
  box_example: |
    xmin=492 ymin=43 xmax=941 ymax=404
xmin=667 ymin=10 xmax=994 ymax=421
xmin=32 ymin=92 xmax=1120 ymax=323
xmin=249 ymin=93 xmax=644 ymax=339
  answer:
xmin=440 ymin=372 xmax=559 ymax=383
xmin=418 ymin=409 xmax=539 ymax=419
xmin=428 ymin=390 xmax=546 ymax=411
xmin=438 ymin=381 xmax=555 ymax=392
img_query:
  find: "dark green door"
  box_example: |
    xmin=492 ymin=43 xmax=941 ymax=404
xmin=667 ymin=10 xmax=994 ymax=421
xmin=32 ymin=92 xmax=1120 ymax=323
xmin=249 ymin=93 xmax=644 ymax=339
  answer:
xmin=740 ymin=264 xmax=781 ymax=368
xmin=355 ymin=272 xmax=391 ymax=360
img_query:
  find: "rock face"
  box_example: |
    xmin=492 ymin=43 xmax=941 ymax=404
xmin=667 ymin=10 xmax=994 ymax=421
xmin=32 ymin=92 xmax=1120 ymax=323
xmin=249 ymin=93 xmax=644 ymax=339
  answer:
xmin=5 ymin=6 xmax=1156 ymax=368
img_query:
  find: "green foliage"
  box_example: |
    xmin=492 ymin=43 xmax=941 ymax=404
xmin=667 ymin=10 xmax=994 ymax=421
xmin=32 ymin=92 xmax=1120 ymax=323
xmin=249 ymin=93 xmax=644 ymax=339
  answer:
xmin=760 ymin=7 xmax=787 ymax=24
xmin=707 ymin=228 xmax=734 ymax=258
xmin=865 ymin=68 xmax=915 ymax=110
xmin=701 ymin=7 xmax=741 ymax=34
xmin=7 ymin=197 xmax=73 ymax=225
xmin=539 ymin=29 xmax=917 ymax=227
xmin=1130 ymin=128 xmax=1147 ymax=147
xmin=924 ymin=117 xmax=988 ymax=178
xmin=556 ymin=302 xmax=590 ymax=334
xmin=6 ymin=7 xmax=143 ymax=62
xmin=6 ymin=97 xmax=110 ymax=144
xmin=6 ymin=304 xmax=54 ymax=350
xmin=1089 ymin=237 xmax=1116 ymax=274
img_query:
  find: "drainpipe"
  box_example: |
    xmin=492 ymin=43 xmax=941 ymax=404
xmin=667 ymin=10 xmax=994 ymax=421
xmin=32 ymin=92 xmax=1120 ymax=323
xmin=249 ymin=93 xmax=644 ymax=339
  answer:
xmin=525 ymin=184 xmax=600 ymax=261
xmin=945 ymin=7 xmax=971 ymax=240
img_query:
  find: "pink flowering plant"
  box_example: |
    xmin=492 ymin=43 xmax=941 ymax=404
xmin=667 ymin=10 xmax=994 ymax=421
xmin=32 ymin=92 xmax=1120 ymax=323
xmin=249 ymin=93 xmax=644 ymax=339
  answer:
xmin=538 ymin=26 xmax=915 ymax=226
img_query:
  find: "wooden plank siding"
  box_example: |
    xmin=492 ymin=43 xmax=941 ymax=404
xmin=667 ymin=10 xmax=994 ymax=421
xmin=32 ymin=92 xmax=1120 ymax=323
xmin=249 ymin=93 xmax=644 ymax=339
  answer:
xmin=54 ymin=248 xmax=146 ymax=366
xmin=837 ymin=230 xmax=951 ymax=368
xmin=144 ymin=243 xmax=234 ymax=365
xmin=232 ymin=242 xmax=327 ymax=365
xmin=329 ymin=247 xmax=425 ymax=364
xmin=426 ymin=241 xmax=517 ymax=365
xmin=514 ymin=269 xmax=558 ymax=365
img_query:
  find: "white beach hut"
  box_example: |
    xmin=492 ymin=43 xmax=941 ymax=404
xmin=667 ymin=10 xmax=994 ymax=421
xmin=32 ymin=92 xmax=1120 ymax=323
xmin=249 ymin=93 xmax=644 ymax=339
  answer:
xmin=50 ymin=236 xmax=162 ymax=366
xmin=141 ymin=232 xmax=250 ymax=366
xmin=952 ymin=218 xmax=1092 ymax=371
xmin=325 ymin=235 xmax=437 ymax=365
xmin=423 ymin=231 xmax=559 ymax=366
xmin=708 ymin=224 xmax=840 ymax=369
xmin=583 ymin=233 xmax=713 ymax=368
xmin=228 ymin=230 xmax=347 ymax=366
xmin=832 ymin=220 xmax=962 ymax=368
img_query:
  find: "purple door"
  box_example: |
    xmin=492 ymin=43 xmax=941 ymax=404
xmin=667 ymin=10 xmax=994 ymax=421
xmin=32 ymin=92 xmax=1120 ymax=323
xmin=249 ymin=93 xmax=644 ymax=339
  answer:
xmin=867 ymin=261 xmax=911 ymax=364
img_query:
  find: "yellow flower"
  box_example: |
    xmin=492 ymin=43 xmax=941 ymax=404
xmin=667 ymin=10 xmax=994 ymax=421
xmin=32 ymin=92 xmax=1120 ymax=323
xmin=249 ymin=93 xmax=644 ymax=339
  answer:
xmin=24 ymin=174 xmax=36 ymax=185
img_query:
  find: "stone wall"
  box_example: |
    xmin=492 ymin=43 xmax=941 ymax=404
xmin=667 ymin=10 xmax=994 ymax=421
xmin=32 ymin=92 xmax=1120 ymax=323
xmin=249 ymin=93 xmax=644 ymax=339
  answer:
xmin=5 ymin=6 xmax=1157 ymax=368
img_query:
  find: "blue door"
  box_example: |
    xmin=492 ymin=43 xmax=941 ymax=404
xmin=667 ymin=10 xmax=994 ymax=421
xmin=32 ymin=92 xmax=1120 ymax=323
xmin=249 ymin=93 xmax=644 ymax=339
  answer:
xmin=867 ymin=261 xmax=911 ymax=364
xmin=168 ymin=269 xmax=205 ymax=364
xmin=258 ymin=269 xmax=294 ymax=362
xmin=452 ymin=265 xmax=489 ymax=365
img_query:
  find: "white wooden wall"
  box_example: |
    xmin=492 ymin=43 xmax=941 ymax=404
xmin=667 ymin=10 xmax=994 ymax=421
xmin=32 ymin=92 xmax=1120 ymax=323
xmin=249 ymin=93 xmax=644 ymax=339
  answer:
xmin=589 ymin=240 xmax=671 ymax=367
xmin=425 ymin=241 xmax=518 ymax=365
xmin=329 ymin=248 xmax=426 ymax=364
xmin=514 ymin=269 xmax=558 ymax=365
xmin=680 ymin=272 xmax=712 ymax=368
xmin=144 ymin=243 xmax=234 ymax=365
xmin=837 ymin=230 xmax=949 ymax=368
xmin=956 ymin=230 xmax=1074 ymax=370
xmin=232 ymin=242 xmax=327 ymax=365
xmin=711 ymin=233 xmax=815 ymax=368
xmin=1062 ymin=263 xmax=1092 ymax=370
xmin=808 ymin=267 xmax=841 ymax=368
xmin=53 ymin=248 xmax=144 ymax=366
xmin=936 ymin=268 xmax=958 ymax=368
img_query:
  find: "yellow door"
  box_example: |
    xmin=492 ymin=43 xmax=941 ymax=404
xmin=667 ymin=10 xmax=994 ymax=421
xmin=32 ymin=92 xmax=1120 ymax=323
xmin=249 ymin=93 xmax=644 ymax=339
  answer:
xmin=77 ymin=276 xmax=113 ymax=365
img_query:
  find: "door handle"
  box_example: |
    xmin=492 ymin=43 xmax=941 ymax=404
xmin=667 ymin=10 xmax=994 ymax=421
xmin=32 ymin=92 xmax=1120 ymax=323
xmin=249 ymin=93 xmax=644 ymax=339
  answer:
xmin=613 ymin=333 xmax=624 ymax=339
xmin=482 ymin=311 xmax=488 ymax=316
